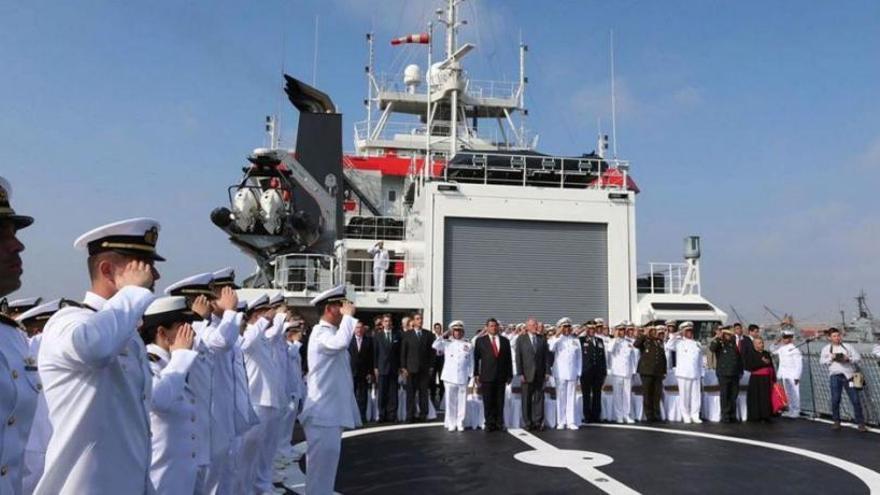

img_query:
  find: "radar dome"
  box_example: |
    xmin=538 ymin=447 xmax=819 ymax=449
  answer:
xmin=404 ymin=64 xmax=422 ymax=89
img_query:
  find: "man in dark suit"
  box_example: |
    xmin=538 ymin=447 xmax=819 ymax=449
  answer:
xmin=579 ymin=323 xmax=608 ymax=423
xmin=634 ymin=325 xmax=668 ymax=423
xmin=474 ymin=318 xmax=513 ymax=431
xmin=515 ymin=318 xmax=549 ymax=431
xmin=373 ymin=314 xmax=401 ymax=422
xmin=349 ymin=320 xmax=375 ymax=423
xmin=400 ymin=313 xmax=436 ymax=422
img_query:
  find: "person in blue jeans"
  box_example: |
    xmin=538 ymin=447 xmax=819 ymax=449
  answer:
xmin=819 ymin=328 xmax=867 ymax=432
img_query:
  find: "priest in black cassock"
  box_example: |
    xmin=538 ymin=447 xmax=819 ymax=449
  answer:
xmin=743 ymin=336 xmax=774 ymax=422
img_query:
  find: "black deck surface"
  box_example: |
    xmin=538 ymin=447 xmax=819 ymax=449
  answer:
xmin=329 ymin=419 xmax=879 ymax=495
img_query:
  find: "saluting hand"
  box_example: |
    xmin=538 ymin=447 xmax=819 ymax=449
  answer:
xmin=216 ymin=286 xmax=238 ymax=312
xmin=171 ymin=323 xmax=195 ymax=352
xmin=115 ymin=260 xmax=154 ymax=290
xmin=191 ymin=295 xmax=212 ymax=319
xmin=341 ymin=301 xmax=356 ymax=316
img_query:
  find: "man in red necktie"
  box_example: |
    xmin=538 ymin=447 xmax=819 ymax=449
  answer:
xmin=473 ymin=318 xmax=513 ymax=432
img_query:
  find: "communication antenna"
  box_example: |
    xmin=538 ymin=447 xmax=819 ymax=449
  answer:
xmin=610 ymin=29 xmax=618 ymax=159
xmin=312 ymin=15 xmax=320 ymax=86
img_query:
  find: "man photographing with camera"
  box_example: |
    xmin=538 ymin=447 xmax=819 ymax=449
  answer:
xmin=819 ymin=328 xmax=867 ymax=432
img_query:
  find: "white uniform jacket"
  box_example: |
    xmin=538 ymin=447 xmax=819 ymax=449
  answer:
xmin=0 ymin=316 xmax=39 ymax=495
xmin=548 ymin=335 xmax=582 ymax=382
xmin=23 ymin=334 xmax=50 ymax=494
xmin=367 ymin=244 xmax=390 ymax=271
xmin=286 ymin=341 xmax=305 ymax=403
xmin=299 ymin=316 xmax=361 ymax=429
xmin=192 ymin=310 xmax=241 ymax=459
xmin=772 ymin=343 xmax=803 ymax=381
xmin=432 ymin=338 xmax=474 ymax=386
xmin=242 ymin=314 xmax=287 ymax=409
xmin=608 ymin=337 xmax=637 ymax=378
xmin=666 ymin=336 xmax=703 ymax=379
xmin=36 ymin=288 xmax=155 ymax=495
xmin=232 ymin=338 xmax=259 ymax=435
xmin=146 ymin=344 xmax=199 ymax=494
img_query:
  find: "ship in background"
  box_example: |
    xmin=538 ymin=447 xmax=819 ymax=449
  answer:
xmin=209 ymin=0 xmax=728 ymax=334
xmin=761 ymin=291 xmax=879 ymax=350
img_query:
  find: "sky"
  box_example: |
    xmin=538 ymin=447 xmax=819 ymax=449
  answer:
xmin=1 ymin=0 xmax=878 ymax=325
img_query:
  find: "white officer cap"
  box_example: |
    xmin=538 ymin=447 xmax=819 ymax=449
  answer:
xmin=654 ymin=324 xmax=666 ymax=330
xmin=235 ymin=299 xmax=248 ymax=312
xmin=665 ymin=319 xmax=677 ymax=326
xmin=7 ymin=297 xmax=43 ymax=312
xmin=284 ymin=320 xmax=303 ymax=332
xmin=212 ymin=267 xmax=239 ymax=288
xmin=0 ymin=176 xmax=34 ymax=229
xmin=74 ymin=217 xmax=165 ymax=261
xmin=142 ymin=296 xmax=201 ymax=328
xmin=309 ymin=284 xmax=349 ymax=307
xmin=15 ymin=298 xmax=63 ymax=324
xmin=679 ymin=321 xmax=694 ymax=331
xmin=593 ymin=318 xmax=605 ymax=325
xmin=782 ymin=329 xmax=795 ymax=337
xmin=614 ymin=321 xmax=627 ymax=329
xmin=246 ymin=294 xmax=270 ymax=312
xmin=164 ymin=272 xmax=215 ymax=297
xmin=557 ymin=317 xmax=573 ymax=327
xmin=449 ymin=320 xmax=465 ymax=331
xmin=268 ymin=292 xmax=285 ymax=306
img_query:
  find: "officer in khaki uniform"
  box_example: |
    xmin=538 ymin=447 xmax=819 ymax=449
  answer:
xmin=634 ymin=325 xmax=667 ymax=423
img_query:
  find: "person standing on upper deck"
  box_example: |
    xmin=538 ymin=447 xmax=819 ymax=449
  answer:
xmin=368 ymin=241 xmax=390 ymax=292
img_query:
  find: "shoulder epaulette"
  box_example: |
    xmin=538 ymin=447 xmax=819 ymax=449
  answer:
xmin=147 ymin=352 xmax=161 ymax=363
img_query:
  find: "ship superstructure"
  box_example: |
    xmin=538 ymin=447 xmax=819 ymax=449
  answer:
xmin=211 ymin=0 xmax=727 ymax=333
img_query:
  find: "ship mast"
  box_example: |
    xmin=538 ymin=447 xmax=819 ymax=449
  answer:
xmin=439 ymin=0 xmax=466 ymax=158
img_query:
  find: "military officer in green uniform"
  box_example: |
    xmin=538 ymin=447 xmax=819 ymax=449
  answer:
xmin=634 ymin=325 xmax=667 ymax=423
xmin=709 ymin=327 xmax=743 ymax=423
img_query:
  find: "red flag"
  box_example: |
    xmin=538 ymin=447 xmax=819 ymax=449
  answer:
xmin=391 ymin=33 xmax=430 ymax=46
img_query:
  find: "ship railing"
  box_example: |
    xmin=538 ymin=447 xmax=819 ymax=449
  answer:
xmin=273 ymin=253 xmax=338 ymax=295
xmin=374 ymin=72 xmax=521 ymax=102
xmin=442 ymin=151 xmax=631 ymax=188
xmin=345 ymin=257 xmax=423 ymax=294
xmin=344 ymin=216 xmax=406 ymax=241
xmin=354 ymin=120 xmax=536 ymax=151
xmin=638 ymin=263 xmax=688 ymax=295
xmin=795 ymin=351 xmax=880 ymax=426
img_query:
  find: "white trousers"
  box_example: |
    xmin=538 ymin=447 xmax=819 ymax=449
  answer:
xmin=677 ymin=377 xmax=702 ymax=421
xmin=304 ymin=424 xmax=344 ymax=495
xmin=196 ymin=449 xmax=228 ymax=495
xmin=443 ymin=382 xmax=467 ymax=429
xmin=255 ymin=407 xmax=284 ymax=492
xmin=220 ymin=437 xmax=245 ymax=495
xmin=373 ymin=267 xmax=386 ymax=292
xmin=781 ymin=378 xmax=800 ymax=417
xmin=556 ymin=379 xmax=577 ymax=427
xmin=276 ymin=401 xmax=300 ymax=456
xmin=611 ymin=375 xmax=632 ymax=420
xmin=240 ymin=405 xmax=281 ymax=493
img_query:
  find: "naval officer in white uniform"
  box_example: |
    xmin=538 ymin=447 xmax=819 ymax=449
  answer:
xmin=367 ymin=241 xmax=390 ymax=292
xmin=548 ymin=318 xmax=581 ymax=430
xmin=608 ymin=323 xmax=637 ymax=424
xmin=432 ymin=320 xmax=473 ymax=431
xmin=665 ymin=321 xmax=704 ymax=423
xmin=36 ymin=218 xmax=162 ymax=495
xmin=17 ymin=299 xmax=65 ymax=494
xmin=0 ymin=176 xmax=39 ymax=495
xmin=299 ymin=285 xmax=361 ymax=495
xmin=772 ymin=330 xmax=803 ymax=418
xmin=140 ymin=296 xmax=201 ymax=494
